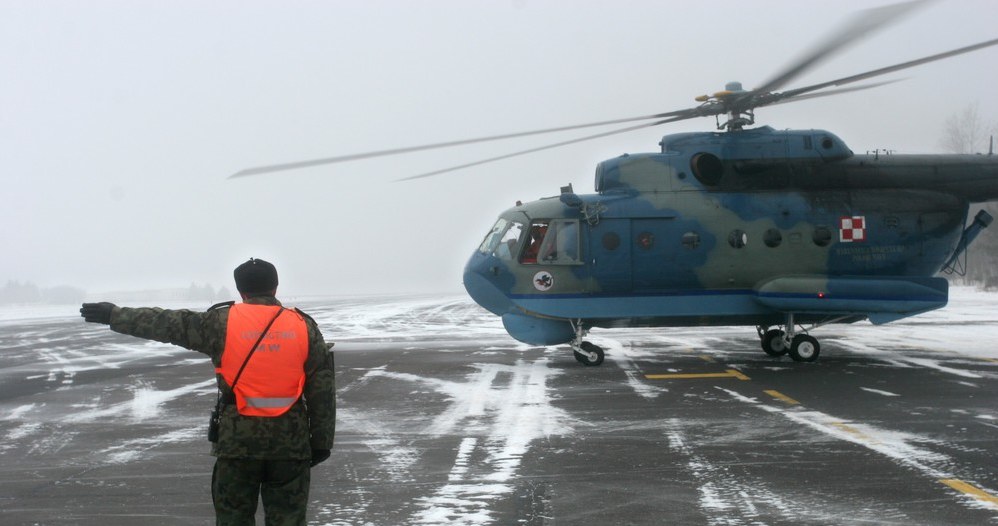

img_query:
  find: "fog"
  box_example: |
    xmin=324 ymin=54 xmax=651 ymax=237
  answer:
xmin=4 ymin=0 xmax=998 ymax=298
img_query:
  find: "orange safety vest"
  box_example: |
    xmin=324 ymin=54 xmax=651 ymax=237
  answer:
xmin=217 ymin=304 xmax=309 ymax=417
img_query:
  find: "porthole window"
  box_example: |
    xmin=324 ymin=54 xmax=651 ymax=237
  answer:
xmin=813 ymin=226 xmax=832 ymax=247
xmin=764 ymin=228 xmax=782 ymax=248
xmin=682 ymin=231 xmax=700 ymax=250
xmin=602 ymin=232 xmax=620 ymax=251
xmin=728 ymin=229 xmax=747 ymax=249
xmin=637 ymin=232 xmax=655 ymax=250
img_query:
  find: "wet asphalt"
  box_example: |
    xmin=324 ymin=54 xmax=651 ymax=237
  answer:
xmin=0 ymin=303 xmax=996 ymax=525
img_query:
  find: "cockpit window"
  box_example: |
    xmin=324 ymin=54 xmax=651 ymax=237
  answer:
xmin=494 ymin=221 xmax=524 ymax=260
xmin=479 ymin=218 xmax=509 ymax=254
xmin=478 ymin=218 xmax=525 ymax=259
xmin=521 ymin=219 xmax=580 ymax=265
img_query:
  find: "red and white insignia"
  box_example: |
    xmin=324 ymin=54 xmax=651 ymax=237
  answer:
xmin=533 ymin=271 xmax=554 ymax=291
xmin=839 ymin=216 xmax=866 ymax=243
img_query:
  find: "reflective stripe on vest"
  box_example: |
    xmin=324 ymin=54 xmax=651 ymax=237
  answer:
xmin=217 ymin=304 xmax=309 ymax=417
xmin=245 ymin=396 xmax=299 ymax=408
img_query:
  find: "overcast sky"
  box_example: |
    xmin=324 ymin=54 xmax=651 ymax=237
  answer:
xmin=4 ymin=0 xmax=998 ymax=298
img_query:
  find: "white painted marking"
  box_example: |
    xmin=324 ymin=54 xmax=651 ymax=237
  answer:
xmin=860 ymin=387 xmax=900 ymax=397
xmin=717 ymin=387 xmax=998 ymax=512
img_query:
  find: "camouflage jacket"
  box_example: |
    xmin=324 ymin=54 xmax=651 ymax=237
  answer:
xmin=109 ymin=296 xmax=335 ymax=460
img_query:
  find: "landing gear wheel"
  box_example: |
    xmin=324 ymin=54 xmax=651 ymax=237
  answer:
xmin=789 ymin=334 xmax=820 ymax=362
xmin=761 ymin=329 xmax=789 ymax=356
xmin=574 ymin=341 xmax=605 ymax=366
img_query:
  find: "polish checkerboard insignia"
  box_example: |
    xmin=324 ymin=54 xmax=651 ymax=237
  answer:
xmin=839 ymin=216 xmax=866 ymax=243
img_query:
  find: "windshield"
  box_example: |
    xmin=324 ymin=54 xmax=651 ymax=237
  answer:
xmin=494 ymin=221 xmax=524 ymax=260
xmin=478 ymin=218 xmax=526 ymax=260
xmin=479 ymin=217 xmax=578 ymax=263
xmin=478 ymin=218 xmax=509 ymax=254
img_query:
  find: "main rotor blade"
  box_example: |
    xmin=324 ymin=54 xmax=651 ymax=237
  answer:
xmin=757 ymin=36 xmax=998 ymax=107
xmin=396 ymin=116 xmax=694 ymax=181
xmin=751 ymin=0 xmax=928 ymax=97
xmin=766 ymin=79 xmax=905 ymax=106
xmin=229 ymin=109 xmax=695 ymax=179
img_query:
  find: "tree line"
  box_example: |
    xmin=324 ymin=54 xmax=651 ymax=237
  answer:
xmin=0 ymin=281 xmax=87 ymax=305
xmin=0 ymin=280 xmax=233 ymax=305
xmin=940 ymin=103 xmax=998 ymax=290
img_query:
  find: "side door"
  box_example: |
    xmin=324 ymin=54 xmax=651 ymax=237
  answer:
xmin=631 ymin=217 xmax=684 ymax=291
xmin=587 ymin=218 xmax=631 ymax=294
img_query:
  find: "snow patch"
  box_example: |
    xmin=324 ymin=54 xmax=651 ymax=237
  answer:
xmin=4 ymin=404 xmax=37 ymax=421
xmin=64 ymin=379 xmax=215 ymax=423
xmin=403 ymin=358 xmax=571 ymax=524
xmin=600 ymin=338 xmax=668 ymax=399
xmin=96 ymin=427 xmax=202 ymax=464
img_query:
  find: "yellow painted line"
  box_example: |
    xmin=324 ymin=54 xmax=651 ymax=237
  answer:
xmin=940 ymin=479 xmax=998 ymax=506
xmin=830 ymin=422 xmax=880 ymax=444
xmin=764 ymin=390 xmax=800 ymax=405
xmin=646 ymin=369 xmax=750 ymax=381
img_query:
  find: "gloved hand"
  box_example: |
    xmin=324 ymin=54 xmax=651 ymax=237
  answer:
xmin=310 ymin=449 xmax=331 ymax=467
xmin=80 ymin=302 xmax=116 ymax=324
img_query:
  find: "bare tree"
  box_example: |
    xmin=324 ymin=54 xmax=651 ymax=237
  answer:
xmin=940 ymin=103 xmax=998 ymax=288
xmin=940 ymin=102 xmax=988 ymax=154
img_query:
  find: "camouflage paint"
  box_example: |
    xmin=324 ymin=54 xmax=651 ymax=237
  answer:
xmin=464 ymin=128 xmax=998 ymax=345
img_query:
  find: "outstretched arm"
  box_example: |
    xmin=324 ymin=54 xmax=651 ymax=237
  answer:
xmin=81 ymin=302 xmax=225 ymax=357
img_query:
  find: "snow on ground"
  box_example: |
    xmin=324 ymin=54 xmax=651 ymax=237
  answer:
xmin=290 ymin=286 xmax=998 ymax=361
xmin=0 ymin=287 xmax=996 ymax=524
xmin=822 ymin=287 xmax=998 ymax=362
xmin=5 ymin=286 xmax=996 ymax=358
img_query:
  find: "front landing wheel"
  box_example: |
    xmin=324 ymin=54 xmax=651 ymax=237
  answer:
xmin=574 ymin=341 xmax=605 ymax=366
xmin=789 ymin=334 xmax=820 ymax=362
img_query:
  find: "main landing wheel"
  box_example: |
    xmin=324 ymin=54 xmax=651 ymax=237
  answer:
xmin=761 ymin=329 xmax=788 ymax=356
xmin=789 ymin=334 xmax=820 ymax=362
xmin=574 ymin=341 xmax=605 ymax=366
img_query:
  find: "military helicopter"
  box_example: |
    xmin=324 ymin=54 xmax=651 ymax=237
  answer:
xmin=232 ymin=2 xmax=998 ymax=365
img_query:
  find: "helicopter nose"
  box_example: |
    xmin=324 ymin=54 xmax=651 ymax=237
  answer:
xmin=462 ymin=252 xmax=514 ymax=316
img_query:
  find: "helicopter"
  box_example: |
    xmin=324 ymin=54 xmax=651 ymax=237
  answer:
xmin=232 ymin=1 xmax=998 ymax=365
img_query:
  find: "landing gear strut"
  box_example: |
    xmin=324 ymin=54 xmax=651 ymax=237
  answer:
xmin=757 ymin=313 xmax=822 ymax=362
xmin=570 ymin=320 xmax=604 ymax=366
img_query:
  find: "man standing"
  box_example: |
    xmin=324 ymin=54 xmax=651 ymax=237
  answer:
xmin=80 ymin=258 xmax=335 ymax=525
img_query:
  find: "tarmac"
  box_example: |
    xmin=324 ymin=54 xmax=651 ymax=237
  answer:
xmin=0 ymin=294 xmax=996 ymax=525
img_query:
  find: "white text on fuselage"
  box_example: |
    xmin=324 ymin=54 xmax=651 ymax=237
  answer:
xmin=833 ymin=244 xmax=904 ymax=263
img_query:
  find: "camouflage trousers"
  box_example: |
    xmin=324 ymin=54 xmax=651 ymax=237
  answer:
xmin=211 ymin=458 xmax=311 ymax=526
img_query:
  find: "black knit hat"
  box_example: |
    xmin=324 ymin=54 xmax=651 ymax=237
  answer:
xmin=233 ymin=258 xmax=279 ymax=295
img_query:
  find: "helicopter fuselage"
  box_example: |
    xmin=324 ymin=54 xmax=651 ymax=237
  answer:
xmin=464 ymin=127 xmax=998 ymax=346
